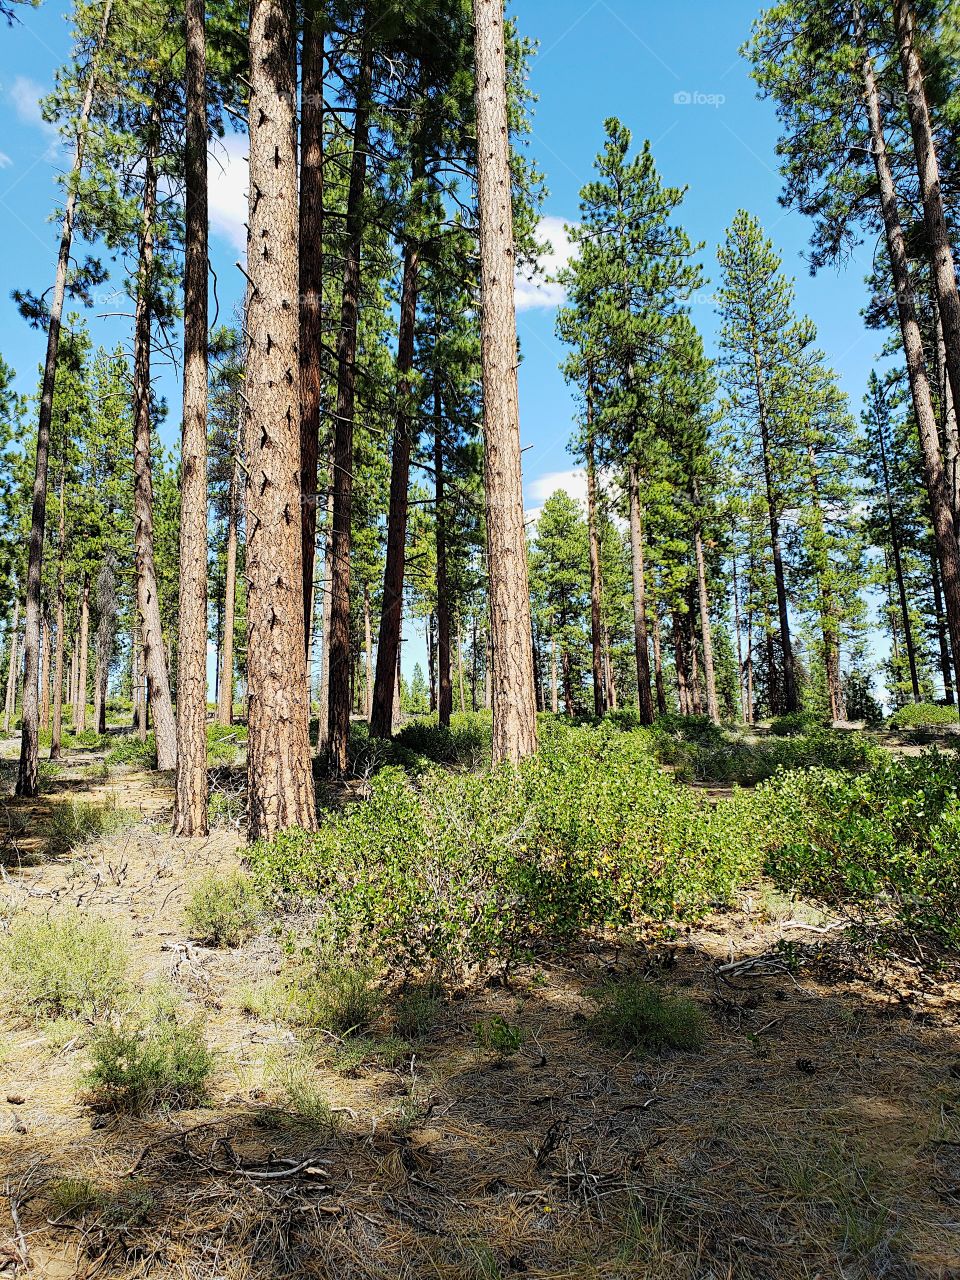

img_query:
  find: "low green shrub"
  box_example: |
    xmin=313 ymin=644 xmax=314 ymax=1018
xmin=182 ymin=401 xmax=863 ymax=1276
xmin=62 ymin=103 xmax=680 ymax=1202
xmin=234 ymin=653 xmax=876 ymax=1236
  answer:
xmin=589 ymin=978 xmax=707 ymax=1053
xmin=262 ymin=1048 xmax=338 ymax=1130
xmin=288 ymin=953 xmax=382 ymax=1035
xmin=393 ymin=711 xmax=492 ymax=769
xmin=763 ymin=750 xmax=960 ymax=942
xmin=888 ymin=701 xmax=960 ymax=731
xmin=184 ymin=870 xmax=261 ymax=947
xmin=206 ymin=722 xmax=248 ymax=764
xmin=1 ymin=910 xmax=129 ymax=1022
xmin=474 ymin=1014 xmax=523 ymax=1060
xmin=770 ymin=711 xmax=825 ymax=736
xmin=640 ymin=718 xmax=880 ymax=786
xmin=252 ymin=722 xmax=771 ymax=978
xmin=392 ymin=982 xmax=444 ymax=1039
xmin=83 ymin=995 xmax=213 ymax=1113
xmin=106 ymin=734 xmax=158 ymax=768
xmin=328 ymin=1034 xmax=409 ymax=1075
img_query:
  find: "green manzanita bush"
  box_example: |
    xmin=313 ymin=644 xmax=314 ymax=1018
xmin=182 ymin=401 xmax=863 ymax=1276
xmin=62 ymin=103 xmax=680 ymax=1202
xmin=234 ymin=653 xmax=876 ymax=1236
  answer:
xmin=105 ymin=733 xmax=158 ymax=768
xmin=763 ymin=750 xmax=960 ymax=942
xmin=888 ymin=702 xmax=960 ymax=731
xmin=769 ymin=711 xmax=826 ymax=737
xmin=252 ymin=723 xmax=772 ymax=978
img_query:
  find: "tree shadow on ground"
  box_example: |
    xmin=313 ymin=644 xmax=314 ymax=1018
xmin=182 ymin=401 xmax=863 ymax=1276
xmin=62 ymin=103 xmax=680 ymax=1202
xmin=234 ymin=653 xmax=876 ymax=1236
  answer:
xmin=2 ymin=913 xmax=959 ymax=1280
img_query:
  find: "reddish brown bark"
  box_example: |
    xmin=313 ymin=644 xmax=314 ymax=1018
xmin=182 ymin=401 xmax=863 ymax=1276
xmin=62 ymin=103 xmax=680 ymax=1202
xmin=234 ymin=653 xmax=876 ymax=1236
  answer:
xmin=328 ymin=21 xmax=374 ymax=775
xmin=244 ymin=0 xmax=317 ymax=837
xmin=174 ymin=0 xmax=210 ymax=835
xmin=473 ymin=0 xmax=538 ymax=762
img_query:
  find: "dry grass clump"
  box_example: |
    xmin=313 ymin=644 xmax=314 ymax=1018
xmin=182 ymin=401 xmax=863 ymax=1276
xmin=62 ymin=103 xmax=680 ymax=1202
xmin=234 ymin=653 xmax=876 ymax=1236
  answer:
xmin=82 ymin=991 xmax=214 ymax=1114
xmin=45 ymin=794 xmax=134 ymax=856
xmin=588 ymin=977 xmax=707 ymax=1052
xmin=184 ymin=869 xmax=261 ymax=946
xmin=0 ymin=909 xmax=129 ymax=1022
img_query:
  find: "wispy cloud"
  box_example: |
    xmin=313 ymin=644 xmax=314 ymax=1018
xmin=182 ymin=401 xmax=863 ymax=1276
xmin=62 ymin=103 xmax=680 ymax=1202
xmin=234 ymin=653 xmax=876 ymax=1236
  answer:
xmin=207 ymin=133 xmax=248 ymax=251
xmin=515 ymin=215 xmax=578 ymax=312
xmin=0 ymin=152 xmax=11 ymax=170
xmin=9 ymin=77 xmax=61 ymax=158
xmin=527 ymin=466 xmax=588 ymax=507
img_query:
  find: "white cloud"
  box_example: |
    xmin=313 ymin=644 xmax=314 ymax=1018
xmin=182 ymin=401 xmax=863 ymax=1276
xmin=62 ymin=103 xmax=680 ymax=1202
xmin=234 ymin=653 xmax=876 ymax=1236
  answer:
xmin=527 ymin=467 xmax=588 ymax=508
xmin=515 ymin=214 xmax=578 ymax=312
xmin=0 ymin=152 xmax=11 ymax=169
xmin=207 ymin=133 xmax=248 ymax=251
xmin=9 ymin=77 xmax=61 ymax=158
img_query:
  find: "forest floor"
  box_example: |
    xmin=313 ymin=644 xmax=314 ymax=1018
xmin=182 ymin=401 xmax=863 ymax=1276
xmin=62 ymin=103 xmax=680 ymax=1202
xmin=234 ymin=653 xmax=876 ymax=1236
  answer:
xmin=0 ymin=733 xmax=959 ymax=1279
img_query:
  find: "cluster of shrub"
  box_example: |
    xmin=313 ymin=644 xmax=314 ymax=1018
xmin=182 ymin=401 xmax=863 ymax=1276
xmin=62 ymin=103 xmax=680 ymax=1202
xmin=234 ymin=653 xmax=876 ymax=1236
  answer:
xmin=250 ymin=713 xmax=960 ymax=977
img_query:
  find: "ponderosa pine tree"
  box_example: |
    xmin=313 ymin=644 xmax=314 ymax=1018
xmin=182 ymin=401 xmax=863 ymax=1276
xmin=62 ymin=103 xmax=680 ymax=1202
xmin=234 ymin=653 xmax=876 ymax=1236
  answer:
xmin=173 ymin=0 xmax=209 ymax=835
xmin=862 ymin=370 xmax=923 ymax=701
xmin=747 ymin=0 xmax=960 ymax=708
xmin=716 ymin=213 xmax=812 ymax=714
xmin=892 ymin=0 xmax=960 ymax=421
xmin=324 ymin=6 xmax=377 ymax=774
xmin=558 ymin=119 xmax=703 ymax=724
xmin=244 ymin=0 xmax=317 ymax=838
xmin=473 ymin=0 xmax=537 ymax=762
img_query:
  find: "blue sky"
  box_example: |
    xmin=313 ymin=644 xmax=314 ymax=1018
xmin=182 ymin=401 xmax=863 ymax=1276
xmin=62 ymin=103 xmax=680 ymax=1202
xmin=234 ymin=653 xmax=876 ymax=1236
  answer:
xmin=0 ymin=0 xmax=884 ymax=683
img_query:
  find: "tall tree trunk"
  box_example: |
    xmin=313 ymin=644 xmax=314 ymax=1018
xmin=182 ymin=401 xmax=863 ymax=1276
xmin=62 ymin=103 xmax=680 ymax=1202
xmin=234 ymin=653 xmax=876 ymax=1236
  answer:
xmin=133 ymin=127 xmax=178 ymax=770
xmin=50 ymin=592 xmax=65 ymax=761
xmin=550 ymin=633 xmax=559 ymax=714
xmin=327 ymin=22 xmax=373 ymax=774
xmin=627 ymin=462 xmax=654 ymax=724
xmin=174 ymin=0 xmax=210 ymax=835
xmin=16 ymin=0 xmax=112 ymax=796
xmin=692 ymin=493 xmax=719 ymax=722
xmin=316 ymin=449 xmax=335 ymax=749
xmin=92 ymin=554 xmax=117 ymax=737
xmin=473 ymin=0 xmax=538 ymax=763
xmin=894 ymin=0 xmax=960 ymax=427
xmin=371 ymin=231 xmax=421 ymax=737
xmin=932 ymin=553 xmax=955 ymax=704
xmin=456 ymin=622 xmax=467 ymax=714
xmin=687 ymin=591 xmax=704 ymax=716
xmin=859 ymin=11 xmax=960 ymax=707
xmin=806 ymin=449 xmax=845 ymax=720
xmin=752 ymin=349 xmax=797 ymax=712
xmin=427 ymin=614 xmax=437 ymax=711
xmin=299 ymin=0 xmax=325 ymax=655
xmin=561 ymin=641 xmax=574 ymax=716
xmin=217 ymin=449 xmax=239 ymax=726
xmin=135 ymin=640 xmax=147 ymax=741
xmin=363 ymin=582 xmax=373 ymax=721
xmin=244 ymin=0 xmax=317 ymax=838
xmin=4 ymin=601 xmax=20 ymax=736
xmin=673 ymin=610 xmax=691 ymax=716
xmin=73 ymin=577 xmax=90 ymax=734
xmin=650 ymin=605 xmax=666 ymax=716
xmin=392 ymin=613 xmax=403 ymax=730
xmin=485 ymin=634 xmax=492 ymax=711
xmin=585 ymin=403 xmax=605 ymax=718
xmin=434 ymin=382 xmax=453 ymax=729
xmin=732 ymin=550 xmax=748 ymax=722
xmin=878 ymin=411 xmax=921 ymax=700
xmin=932 ymin=289 xmax=960 ymax=521
xmin=68 ymin=642 xmax=77 ymax=716
xmin=40 ymin=611 xmax=51 ymax=733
